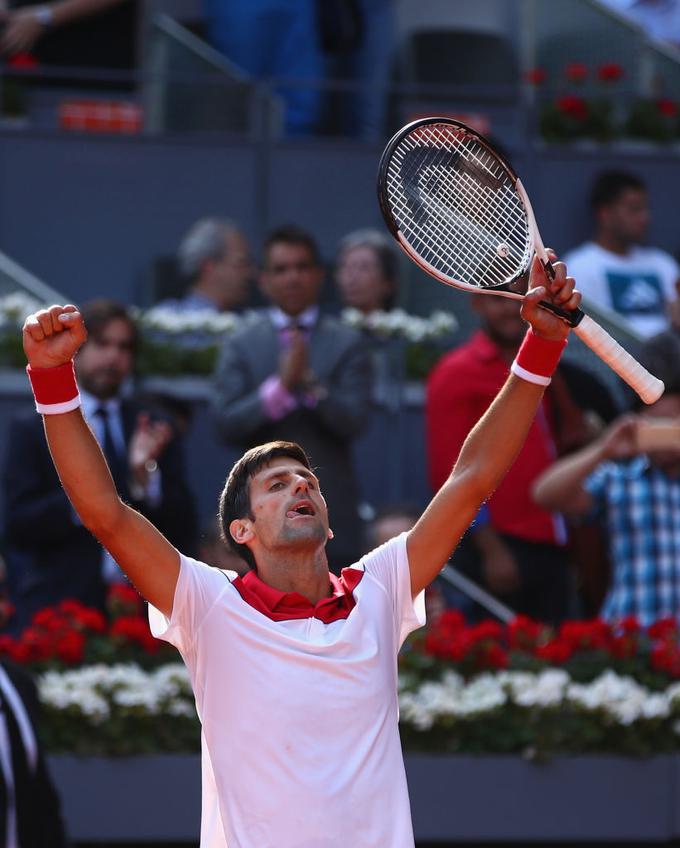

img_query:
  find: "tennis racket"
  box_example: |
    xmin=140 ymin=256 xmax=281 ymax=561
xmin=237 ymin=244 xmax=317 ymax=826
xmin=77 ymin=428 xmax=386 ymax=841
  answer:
xmin=377 ymin=117 xmax=664 ymax=404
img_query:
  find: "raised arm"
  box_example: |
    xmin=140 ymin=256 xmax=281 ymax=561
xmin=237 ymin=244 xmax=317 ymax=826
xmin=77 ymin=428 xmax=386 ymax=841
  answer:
xmin=407 ymin=257 xmax=580 ymax=597
xmin=22 ymin=305 xmax=180 ymax=617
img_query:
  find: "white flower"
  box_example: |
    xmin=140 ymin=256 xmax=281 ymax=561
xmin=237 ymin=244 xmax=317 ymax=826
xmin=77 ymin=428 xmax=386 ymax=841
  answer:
xmin=38 ymin=662 xmax=196 ymax=725
xmin=340 ymin=307 xmax=457 ymax=342
xmin=0 ymin=292 xmax=45 ymax=326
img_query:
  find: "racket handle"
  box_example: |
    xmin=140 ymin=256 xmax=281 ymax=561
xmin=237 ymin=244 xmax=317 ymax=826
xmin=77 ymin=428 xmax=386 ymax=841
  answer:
xmin=573 ymin=314 xmax=664 ymax=405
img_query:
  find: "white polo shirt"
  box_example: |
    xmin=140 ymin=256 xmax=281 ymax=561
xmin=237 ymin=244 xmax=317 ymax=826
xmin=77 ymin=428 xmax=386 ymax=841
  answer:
xmin=149 ymin=532 xmax=425 ymax=848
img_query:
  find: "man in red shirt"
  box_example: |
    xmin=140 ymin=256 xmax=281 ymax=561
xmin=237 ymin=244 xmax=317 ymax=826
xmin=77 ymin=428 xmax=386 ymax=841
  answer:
xmin=427 ymin=294 xmax=576 ymax=623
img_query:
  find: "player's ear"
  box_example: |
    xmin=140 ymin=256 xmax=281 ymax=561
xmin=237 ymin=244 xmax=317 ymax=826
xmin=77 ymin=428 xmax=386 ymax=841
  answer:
xmin=327 ymin=527 xmax=334 ymax=540
xmin=230 ymin=518 xmax=254 ymax=545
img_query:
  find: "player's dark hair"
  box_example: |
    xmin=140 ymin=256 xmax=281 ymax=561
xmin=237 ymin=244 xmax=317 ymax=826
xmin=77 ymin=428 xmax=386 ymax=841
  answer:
xmin=80 ymin=299 xmax=138 ymax=353
xmin=263 ymin=225 xmax=321 ymax=267
xmin=219 ymin=441 xmax=313 ymax=569
xmin=589 ymin=170 xmax=646 ymax=211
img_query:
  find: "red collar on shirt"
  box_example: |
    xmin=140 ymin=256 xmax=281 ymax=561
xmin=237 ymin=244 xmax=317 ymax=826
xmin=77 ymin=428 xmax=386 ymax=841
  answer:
xmin=232 ymin=567 xmax=364 ymax=623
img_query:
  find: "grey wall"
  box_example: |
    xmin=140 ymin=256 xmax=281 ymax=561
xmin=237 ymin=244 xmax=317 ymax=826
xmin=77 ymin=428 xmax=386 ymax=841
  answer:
xmin=1 ymin=130 xmax=679 ymax=310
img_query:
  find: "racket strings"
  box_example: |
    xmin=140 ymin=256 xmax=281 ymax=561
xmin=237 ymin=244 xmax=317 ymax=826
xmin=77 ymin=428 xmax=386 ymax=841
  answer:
xmin=396 ymin=134 xmax=525 ymax=282
xmin=385 ymin=124 xmax=532 ymax=288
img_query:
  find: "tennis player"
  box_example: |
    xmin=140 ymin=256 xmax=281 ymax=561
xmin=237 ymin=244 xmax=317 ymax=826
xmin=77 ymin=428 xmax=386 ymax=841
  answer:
xmin=22 ymin=255 xmax=579 ymax=847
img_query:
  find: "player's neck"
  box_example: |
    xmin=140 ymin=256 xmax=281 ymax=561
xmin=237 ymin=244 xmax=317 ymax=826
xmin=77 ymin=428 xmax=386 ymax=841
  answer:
xmin=595 ymin=234 xmax=633 ymax=257
xmin=256 ymin=551 xmax=332 ymax=605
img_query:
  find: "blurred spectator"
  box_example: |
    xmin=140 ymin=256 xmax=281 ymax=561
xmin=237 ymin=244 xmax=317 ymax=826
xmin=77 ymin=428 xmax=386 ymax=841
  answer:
xmin=533 ymin=370 xmax=680 ymax=627
xmin=426 ymin=293 xmax=615 ymax=624
xmin=365 ymin=502 xmax=446 ymax=621
xmin=1 ymin=0 xmax=138 ymax=81
xmin=321 ymin=0 xmax=395 ymax=141
xmin=158 ymin=218 xmax=253 ymax=314
xmin=199 ymin=515 xmax=248 ymax=575
xmin=2 ymin=299 xmax=197 ymax=631
xmin=335 ymin=227 xmax=398 ymax=315
xmin=0 ymin=659 xmax=67 ymax=847
xmin=366 ymin=502 xmax=419 ymax=549
xmin=212 ymin=225 xmax=373 ymax=573
xmin=564 ymin=170 xmax=680 ymax=339
xmin=202 ymin=0 xmax=324 ymax=136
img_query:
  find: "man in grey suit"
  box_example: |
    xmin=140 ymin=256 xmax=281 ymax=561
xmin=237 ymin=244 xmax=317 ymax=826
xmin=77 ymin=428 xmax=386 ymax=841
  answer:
xmin=212 ymin=225 xmax=373 ymax=573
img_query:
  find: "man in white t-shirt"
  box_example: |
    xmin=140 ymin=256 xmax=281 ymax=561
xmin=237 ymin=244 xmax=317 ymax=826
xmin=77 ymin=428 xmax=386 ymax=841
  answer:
xmin=564 ymin=170 xmax=680 ymax=339
xmin=19 ymin=254 xmax=580 ymax=848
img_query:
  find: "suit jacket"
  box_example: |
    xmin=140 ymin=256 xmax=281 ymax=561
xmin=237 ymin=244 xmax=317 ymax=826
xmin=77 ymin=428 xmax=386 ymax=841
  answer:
xmin=2 ymin=400 xmax=198 ymax=631
xmin=0 ymin=661 xmax=67 ymax=848
xmin=212 ymin=310 xmax=372 ymax=568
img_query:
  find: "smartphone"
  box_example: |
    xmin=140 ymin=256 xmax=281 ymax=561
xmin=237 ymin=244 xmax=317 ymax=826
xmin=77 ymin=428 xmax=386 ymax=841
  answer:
xmin=636 ymin=419 xmax=680 ymax=452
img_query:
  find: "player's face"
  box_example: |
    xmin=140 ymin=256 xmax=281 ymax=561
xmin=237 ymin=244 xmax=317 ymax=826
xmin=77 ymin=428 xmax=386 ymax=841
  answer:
xmin=75 ymin=318 xmax=135 ymax=399
xmin=603 ymin=188 xmax=649 ymax=246
xmin=336 ymin=245 xmax=392 ymax=314
xmin=247 ymin=458 xmax=330 ymax=552
xmin=260 ymin=243 xmax=323 ymax=317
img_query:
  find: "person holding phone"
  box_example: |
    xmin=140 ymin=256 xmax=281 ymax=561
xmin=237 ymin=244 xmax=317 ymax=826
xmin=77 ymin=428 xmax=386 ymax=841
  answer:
xmin=533 ymin=374 xmax=680 ymax=627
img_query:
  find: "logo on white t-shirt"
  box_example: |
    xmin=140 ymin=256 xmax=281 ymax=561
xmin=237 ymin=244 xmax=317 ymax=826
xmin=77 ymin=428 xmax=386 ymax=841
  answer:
xmin=606 ymin=271 xmax=664 ymax=317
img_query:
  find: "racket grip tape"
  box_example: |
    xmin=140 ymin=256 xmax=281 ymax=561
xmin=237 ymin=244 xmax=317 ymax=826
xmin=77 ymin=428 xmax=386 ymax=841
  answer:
xmin=573 ymin=315 xmax=664 ymax=405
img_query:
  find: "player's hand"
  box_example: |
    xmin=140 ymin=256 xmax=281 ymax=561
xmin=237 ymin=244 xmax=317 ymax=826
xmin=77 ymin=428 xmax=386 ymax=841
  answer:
xmin=521 ymin=253 xmax=581 ymax=342
xmin=23 ymin=305 xmax=88 ymax=368
xmin=279 ymin=329 xmax=309 ymax=391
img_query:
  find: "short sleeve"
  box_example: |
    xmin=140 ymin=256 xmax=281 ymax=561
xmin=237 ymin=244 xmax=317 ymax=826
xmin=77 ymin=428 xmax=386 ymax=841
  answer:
xmin=359 ymin=533 xmax=426 ymax=647
xmin=148 ymin=554 xmax=234 ymax=655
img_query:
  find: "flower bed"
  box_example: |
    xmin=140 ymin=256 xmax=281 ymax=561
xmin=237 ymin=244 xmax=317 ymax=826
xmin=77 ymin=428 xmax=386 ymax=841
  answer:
xmin=3 ymin=591 xmax=680 ymax=758
xmin=0 ymin=293 xmax=457 ymax=382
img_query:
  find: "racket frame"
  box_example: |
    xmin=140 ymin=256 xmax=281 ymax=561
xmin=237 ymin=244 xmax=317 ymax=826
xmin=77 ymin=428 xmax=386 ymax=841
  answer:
xmin=377 ymin=116 xmax=664 ymax=405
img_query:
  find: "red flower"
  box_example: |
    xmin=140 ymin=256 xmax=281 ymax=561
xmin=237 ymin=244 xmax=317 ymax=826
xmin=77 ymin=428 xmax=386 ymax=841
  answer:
xmin=609 ymin=635 xmax=637 ymax=660
xmin=110 ymin=615 xmax=161 ymax=654
xmin=467 ymin=620 xmax=505 ymax=644
xmin=657 ymin=98 xmax=678 ymax=118
xmin=597 ymin=62 xmax=623 ymax=82
xmin=7 ymin=53 xmax=38 ymax=69
xmin=535 ymin=639 xmax=572 ymax=664
xmin=21 ymin=626 xmax=55 ymax=662
xmin=650 ymin=641 xmax=680 ymax=676
xmin=107 ymin=584 xmax=142 ymax=617
xmin=524 ymin=67 xmax=547 ymax=85
xmin=558 ymin=619 xmax=611 ymax=651
xmin=556 ymin=95 xmax=589 ymax=121
xmin=482 ymin=643 xmax=508 ymax=670
xmin=55 ymin=630 xmax=85 ymax=664
xmin=618 ymin=616 xmax=640 ymax=635
xmin=0 ymin=636 xmax=30 ymax=664
xmin=648 ymin=617 xmax=677 ymax=641
xmin=32 ymin=609 xmax=68 ymax=633
xmin=565 ymin=63 xmax=588 ymax=82
xmin=507 ymin=615 xmax=544 ymax=650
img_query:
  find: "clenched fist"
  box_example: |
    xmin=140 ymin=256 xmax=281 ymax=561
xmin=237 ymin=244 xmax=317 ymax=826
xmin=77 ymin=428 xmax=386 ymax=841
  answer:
xmin=23 ymin=304 xmax=88 ymax=369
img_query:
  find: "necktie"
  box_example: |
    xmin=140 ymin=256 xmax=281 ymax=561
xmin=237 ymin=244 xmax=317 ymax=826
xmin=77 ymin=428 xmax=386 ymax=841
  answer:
xmin=94 ymin=407 xmax=130 ymax=500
